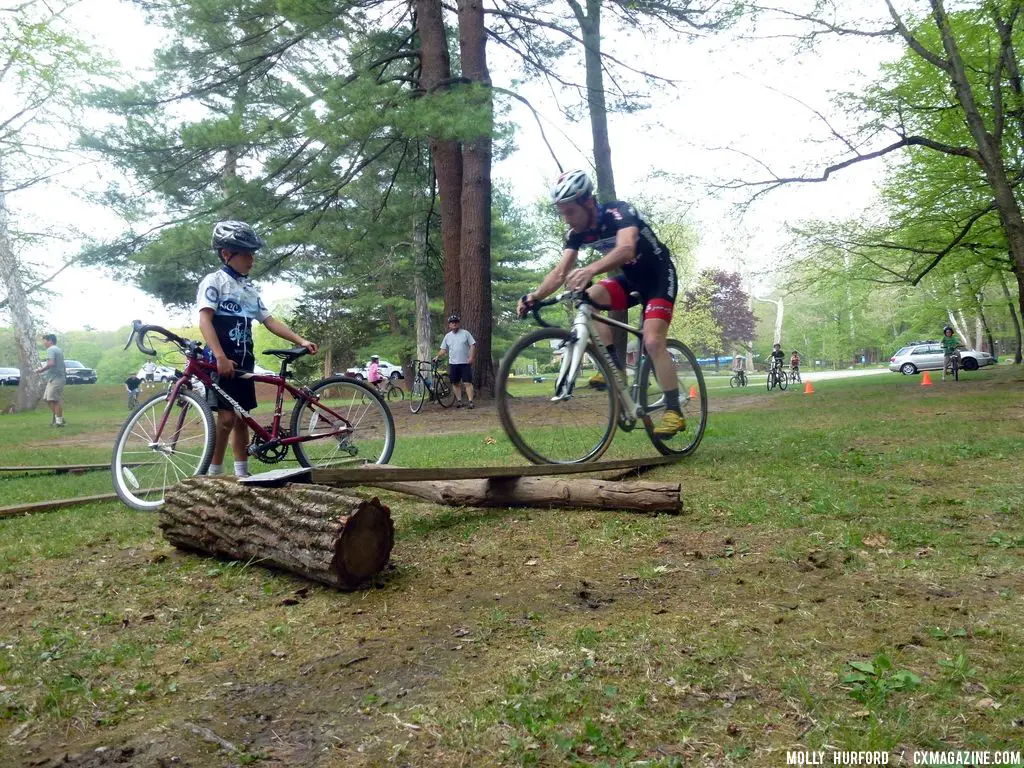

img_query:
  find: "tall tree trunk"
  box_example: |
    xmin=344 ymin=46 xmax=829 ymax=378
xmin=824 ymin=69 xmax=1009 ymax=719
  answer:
xmin=997 ymin=268 xmax=1022 ymax=363
xmin=0 ymin=156 xmax=42 ymax=412
xmin=415 ymin=0 xmax=463 ymax=317
xmin=457 ymin=0 xmax=494 ymax=394
xmin=413 ymin=207 xmax=433 ymax=367
xmin=568 ymin=0 xmax=628 ymax=359
xmin=385 ymin=303 xmax=400 ymax=335
xmin=322 ymin=338 xmax=333 ymax=379
xmin=931 ymin=0 xmax=1024 ymax=322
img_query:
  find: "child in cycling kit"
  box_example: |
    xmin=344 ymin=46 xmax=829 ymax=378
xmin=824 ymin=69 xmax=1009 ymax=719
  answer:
xmin=197 ymin=220 xmax=317 ymax=477
xmin=790 ymin=351 xmax=800 ymax=371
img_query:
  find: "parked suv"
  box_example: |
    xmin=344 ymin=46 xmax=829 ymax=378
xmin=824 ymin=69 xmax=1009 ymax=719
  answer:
xmin=889 ymin=343 xmax=996 ymax=375
xmin=0 ymin=367 xmax=20 ymax=386
xmin=65 ymin=360 xmax=98 ymax=384
xmin=343 ymin=358 xmax=404 ymax=381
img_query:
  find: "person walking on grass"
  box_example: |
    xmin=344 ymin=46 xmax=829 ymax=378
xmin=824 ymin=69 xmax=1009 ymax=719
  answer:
xmin=36 ymin=333 xmax=66 ymax=427
xmin=143 ymin=360 xmax=157 ymax=388
xmin=435 ymin=313 xmax=476 ymax=409
xmin=198 ymin=220 xmax=318 ymax=478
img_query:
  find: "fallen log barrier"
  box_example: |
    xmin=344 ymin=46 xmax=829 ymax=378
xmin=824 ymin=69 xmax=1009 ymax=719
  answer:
xmin=240 ymin=461 xmax=682 ymax=514
xmin=162 ymin=478 xmax=394 ymax=590
xmin=369 ymin=476 xmax=681 ymax=513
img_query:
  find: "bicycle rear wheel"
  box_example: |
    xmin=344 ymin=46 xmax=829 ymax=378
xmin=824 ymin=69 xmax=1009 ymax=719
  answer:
xmin=497 ymin=327 xmax=619 ymax=464
xmin=386 ymin=383 xmax=405 ymax=402
xmin=435 ymin=374 xmax=456 ymax=408
xmin=111 ymin=389 xmax=215 ymax=511
xmin=637 ymin=339 xmax=707 ymax=457
xmin=291 ymin=377 xmax=395 ymax=467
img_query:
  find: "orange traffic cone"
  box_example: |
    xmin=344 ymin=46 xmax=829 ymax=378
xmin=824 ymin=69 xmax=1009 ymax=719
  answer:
xmin=803 ymin=381 xmax=814 ymax=394
xmin=921 ymin=371 xmax=933 ymax=387
xmin=689 ymin=385 xmax=698 ymax=399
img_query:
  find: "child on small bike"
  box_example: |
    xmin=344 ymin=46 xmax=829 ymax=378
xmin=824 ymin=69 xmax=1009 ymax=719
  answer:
xmin=770 ymin=343 xmax=785 ymax=372
xmin=731 ymin=354 xmax=747 ymax=386
xmin=941 ymin=325 xmax=960 ymax=380
xmin=124 ymin=375 xmax=142 ymax=409
xmin=197 ymin=220 xmax=318 ymax=478
xmin=790 ymin=350 xmax=800 ymax=374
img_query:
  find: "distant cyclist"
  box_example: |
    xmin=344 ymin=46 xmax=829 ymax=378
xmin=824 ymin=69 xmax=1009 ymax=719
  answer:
xmin=731 ymin=354 xmax=747 ymax=386
xmin=770 ymin=343 xmax=785 ymax=372
xmin=941 ymin=325 xmax=961 ymax=380
xmin=368 ymin=355 xmax=384 ymax=390
xmin=790 ymin=350 xmax=801 ymax=378
xmin=517 ymin=170 xmax=684 ymax=437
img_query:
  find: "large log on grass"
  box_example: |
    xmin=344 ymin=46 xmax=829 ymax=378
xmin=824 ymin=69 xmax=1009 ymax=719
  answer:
xmin=161 ymin=478 xmax=394 ymax=589
xmin=368 ymin=476 xmax=682 ymax=514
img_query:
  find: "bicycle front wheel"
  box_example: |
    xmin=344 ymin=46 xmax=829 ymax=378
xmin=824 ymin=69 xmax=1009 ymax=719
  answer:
xmin=111 ymin=389 xmax=215 ymax=511
xmin=410 ymin=376 xmax=427 ymax=414
xmin=779 ymin=371 xmax=789 ymax=391
xmin=497 ymin=327 xmax=619 ymax=464
xmin=729 ymin=375 xmax=739 ymax=389
xmin=637 ymin=339 xmax=707 ymax=457
xmin=767 ymin=371 xmax=776 ymax=391
xmin=291 ymin=377 xmax=395 ymax=467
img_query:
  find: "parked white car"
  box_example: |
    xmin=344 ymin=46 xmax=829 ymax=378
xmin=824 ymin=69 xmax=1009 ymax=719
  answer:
xmin=343 ymin=358 xmax=405 ymax=381
xmin=889 ymin=343 xmax=997 ymax=374
xmin=137 ymin=364 xmax=177 ymax=381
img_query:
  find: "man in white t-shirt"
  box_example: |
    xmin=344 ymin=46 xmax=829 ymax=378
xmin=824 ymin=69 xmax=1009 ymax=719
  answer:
xmin=435 ymin=313 xmax=477 ymax=409
xmin=143 ymin=360 xmax=157 ymax=388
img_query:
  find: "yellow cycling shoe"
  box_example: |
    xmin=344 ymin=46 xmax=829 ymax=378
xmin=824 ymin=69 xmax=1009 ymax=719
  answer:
xmin=653 ymin=410 xmax=686 ymax=437
xmin=588 ymin=372 xmax=606 ymax=388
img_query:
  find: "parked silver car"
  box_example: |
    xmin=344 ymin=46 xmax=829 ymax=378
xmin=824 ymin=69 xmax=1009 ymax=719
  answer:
xmin=889 ymin=342 xmax=997 ymax=374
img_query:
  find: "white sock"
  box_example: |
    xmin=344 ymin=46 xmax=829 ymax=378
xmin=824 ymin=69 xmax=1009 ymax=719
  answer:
xmin=207 ymin=464 xmax=223 ymax=476
xmin=234 ymin=460 xmax=249 ymax=477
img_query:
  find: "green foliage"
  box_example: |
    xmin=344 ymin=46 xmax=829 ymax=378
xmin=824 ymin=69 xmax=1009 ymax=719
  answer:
xmin=841 ymin=654 xmax=921 ymax=707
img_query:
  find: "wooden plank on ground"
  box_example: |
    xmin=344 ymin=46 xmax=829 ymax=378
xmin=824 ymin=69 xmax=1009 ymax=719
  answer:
xmin=0 ymin=493 xmax=121 ymax=518
xmin=0 ymin=464 xmax=111 ymax=474
xmin=239 ymin=455 xmax=682 ymax=488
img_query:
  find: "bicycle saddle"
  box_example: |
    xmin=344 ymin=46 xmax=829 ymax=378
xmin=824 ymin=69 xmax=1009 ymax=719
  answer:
xmin=263 ymin=346 xmax=310 ymax=360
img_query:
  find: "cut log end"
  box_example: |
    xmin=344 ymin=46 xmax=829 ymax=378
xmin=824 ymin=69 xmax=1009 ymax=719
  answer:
xmin=162 ymin=478 xmax=394 ymax=590
xmin=331 ymin=497 xmax=395 ymax=589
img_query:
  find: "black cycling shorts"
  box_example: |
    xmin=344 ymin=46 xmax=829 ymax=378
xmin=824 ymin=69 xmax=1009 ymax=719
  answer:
xmin=598 ymin=264 xmax=678 ymax=323
xmin=210 ymin=366 xmax=257 ymax=412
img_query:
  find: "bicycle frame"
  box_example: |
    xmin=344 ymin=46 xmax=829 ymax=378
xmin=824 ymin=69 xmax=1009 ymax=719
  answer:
xmin=413 ymin=360 xmax=445 ymax=397
xmin=552 ymin=299 xmax=649 ymax=420
xmin=148 ymin=343 xmax=353 ymax=454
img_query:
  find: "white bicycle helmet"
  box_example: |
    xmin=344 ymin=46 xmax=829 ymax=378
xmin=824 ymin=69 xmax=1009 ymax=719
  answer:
xmin=550 ymin=169 xmax=593 ymax=204
xmin=211 ymin=220 xmax=265 ymax=251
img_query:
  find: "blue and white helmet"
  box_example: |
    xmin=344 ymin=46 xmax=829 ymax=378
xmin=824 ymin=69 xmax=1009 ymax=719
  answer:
xmin=550 ymin=169 xmax=593 ymax=204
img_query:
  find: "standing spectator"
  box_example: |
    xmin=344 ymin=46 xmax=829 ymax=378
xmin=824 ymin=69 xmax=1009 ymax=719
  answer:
xmin=36 ymin=333 xmax=66 ymax=427
xmin=435 ymin=313 xmax=476 ymax=409
xmin=143 ymin=360 xmax=157 ymax=388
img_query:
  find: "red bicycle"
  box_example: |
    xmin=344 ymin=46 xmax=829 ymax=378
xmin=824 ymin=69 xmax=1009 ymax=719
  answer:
xmin=111 ymin=321 xmax=395 ymax=510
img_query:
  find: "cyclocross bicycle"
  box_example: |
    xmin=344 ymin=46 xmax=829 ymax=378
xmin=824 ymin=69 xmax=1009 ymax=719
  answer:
xmin=409 ymin=359 xmax=455 ymax=414
xmin=111 ymin=321 xmax=395 ymax=511
xmin=497 ymin=290 xmax=707 ymax=464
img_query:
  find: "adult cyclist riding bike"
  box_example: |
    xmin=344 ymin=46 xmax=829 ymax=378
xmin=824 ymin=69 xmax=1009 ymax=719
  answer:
xmin=516 ymin=169 xmax=684 ymax=437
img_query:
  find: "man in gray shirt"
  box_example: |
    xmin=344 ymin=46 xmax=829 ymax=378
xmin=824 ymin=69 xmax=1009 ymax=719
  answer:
xmin=36 ymin=333 xmax=66 ymax=427
xmin=435 ymin=314 xmax=477 ymax=408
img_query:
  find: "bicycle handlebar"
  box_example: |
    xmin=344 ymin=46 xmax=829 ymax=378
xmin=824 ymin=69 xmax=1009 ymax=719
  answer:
xmin=123 ymin=320 xmax=197 ymax=357
xmin=521 ymin=290 xmax=614 ymax=328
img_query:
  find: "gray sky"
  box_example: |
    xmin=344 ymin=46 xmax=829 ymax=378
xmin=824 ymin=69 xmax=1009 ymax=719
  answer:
xmin=5 ymin=0 xmax=904 ymax=333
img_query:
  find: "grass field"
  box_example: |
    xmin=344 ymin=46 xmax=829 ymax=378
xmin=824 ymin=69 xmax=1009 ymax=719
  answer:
xmin=1 ymin=369 xmax=1023 ymax=767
